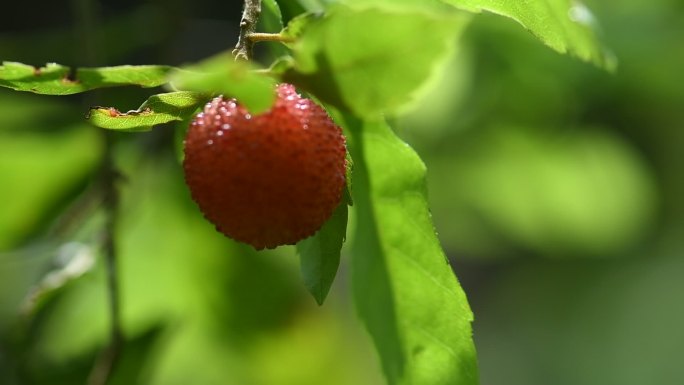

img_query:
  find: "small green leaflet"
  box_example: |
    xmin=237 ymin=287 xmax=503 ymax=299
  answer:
xmin=296 ymin=149 xmax=353 ymax=305
xmin=296 ymin=201 xmax=348 ymax=305
xmin=281 ymin=12 xmax=322 ymax=43
xmin=87 ymin=92 xmax=210 ymax=132
xmin=0 ymin=62 xmax=172 ymax=95
xmin=442 ymin=0 xmax=616 ymax=70
xmin=341 ymin=113 xmax=479 ymax=385
xmin=169 ymin=51 xmax=276 ymax=114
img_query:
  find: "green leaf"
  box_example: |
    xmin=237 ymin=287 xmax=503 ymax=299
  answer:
xmin=281 ymin=12 xmax=322 ymax=42
xmin=87 ymin=91 xmax=209 ymax=131
xmin=0 ymin=62 xmax=172 ymax=94
xmin=262 ymin=0 xmax=284 ymax=31
xmin=293 ymin=0 xmax=326 ymax=13
xmin=296 ymin=143 xmax=354 ymax=305
xmin=442 ymin=0 xmax=616 ymax=70
xmin=267 ymin=56 xmax=296 ymax=76
xmin=344 ymin=150 xmax=354 ymax=206
xmin=283 ymin=4 xmax=470 ymax=118
xmin=341 ymin=114 xmax=479 ymax=385
xmin=169 ymin=52 xmax=276 ymax=114
xmin=296 ymin=202 xmax=348 ymax=305
xmin=278 ymin=0 xmax=308 ymax=24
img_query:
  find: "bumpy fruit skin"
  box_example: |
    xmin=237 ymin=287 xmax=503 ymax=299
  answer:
xmin=183 ymin=84 xmax=347 ymax=250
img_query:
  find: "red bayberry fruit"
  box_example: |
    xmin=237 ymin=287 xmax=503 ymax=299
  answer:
xmin=183 ymin=84 xmax=347 ymax=250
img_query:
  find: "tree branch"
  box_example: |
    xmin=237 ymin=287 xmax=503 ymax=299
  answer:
xmin=72 ymin=0 xmax=124 ymax=383
xmin=233 ymin=0 xmax=262 ymax=61
xmin=86 ymin=140 xmax=123 ymax=385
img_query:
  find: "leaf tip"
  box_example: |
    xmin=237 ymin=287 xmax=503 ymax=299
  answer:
xmin=313 ymin=292 xmax=326 ymax=306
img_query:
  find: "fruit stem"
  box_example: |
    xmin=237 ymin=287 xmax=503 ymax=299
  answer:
xmin=248 ymin=32 xmax=294 ymax=44
xmin=233 ymin=0 xmax=262 ymax=61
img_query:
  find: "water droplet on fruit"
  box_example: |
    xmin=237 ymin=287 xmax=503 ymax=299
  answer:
xmin=207 ymin=139 xmax=214 ymax=146
xmin=244 ymin=114 xmax=252 ymax=120
xmin=222 ymin=124 xmax=231 ymax=130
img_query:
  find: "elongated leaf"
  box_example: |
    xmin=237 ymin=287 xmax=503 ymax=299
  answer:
xmin=344 ymin=151 xmax=354 ymax=205
xmin=442 ymin=0 xmax=615 ymax=69
xmin=169 ymin=52 xmax=276 ymax=114
xmin=0 ymin=62 xmax=172 ymax=94
xmin=296 ymin=146 xmax=354 ymax=305
xmin=283 ymin=4 xmax=470 ymax=118
xmin=341 ymin=114 xmax=478 ymax=385
xmin=87 ymin=91 xmax=209 ymax=131
xmin=262 ymin=0 xmax=284 ymax=31
xmin=296 ymin=202 xmax=348 ymax=305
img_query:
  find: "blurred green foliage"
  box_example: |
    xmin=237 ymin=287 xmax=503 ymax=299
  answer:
xmin=396 ymin=1 xmax=684 ymax=384
xmin=1 ymin=0 xmax=683 ymax=384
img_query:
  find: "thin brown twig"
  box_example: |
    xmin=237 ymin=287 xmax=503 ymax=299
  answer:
xmin=86 ymin=145 xmax=123 ymax=385
xmin=71 ymin=0 xmax=125 ymax=383
xmin=233 ymin=0 xmax=262 ymax=61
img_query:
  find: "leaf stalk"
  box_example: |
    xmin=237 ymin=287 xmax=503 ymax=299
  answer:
xmin=248 ymin=32 xmax=294 ymax=43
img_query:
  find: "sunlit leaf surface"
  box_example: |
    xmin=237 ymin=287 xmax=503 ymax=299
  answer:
xmin=87 ymin=91 xmax=209 ymax=131
xmin=284 ymin=4 xmax=470 ymax=118
xmin=443 ymin=0 xmax=615 ymax=69
xmin=0 ymin=62 xmax=172 ymax=94
xmin=342 ymin=114 xmax=479 ymax=385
